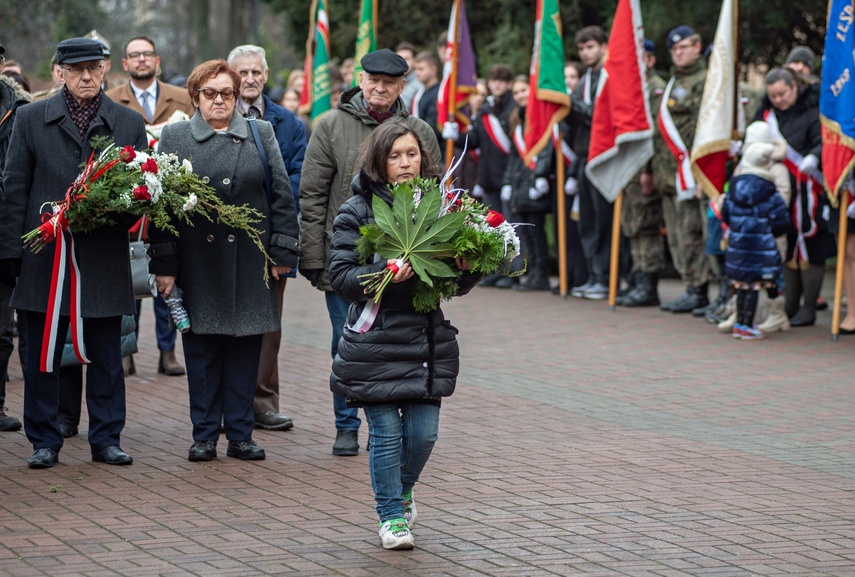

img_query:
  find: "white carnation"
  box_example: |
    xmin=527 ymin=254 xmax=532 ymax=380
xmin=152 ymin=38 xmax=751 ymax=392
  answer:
xmin=183 ymin=193 xmax=198 ymax=212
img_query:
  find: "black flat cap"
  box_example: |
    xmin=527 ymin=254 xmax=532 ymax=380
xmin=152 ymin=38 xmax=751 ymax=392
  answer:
xmin=56 ymin=38 xmax=105 ymax=65
xmin=360 ymin=49 xmax=408 ymax=77
xmin=666 ymin=25 xmax=696 ymax=49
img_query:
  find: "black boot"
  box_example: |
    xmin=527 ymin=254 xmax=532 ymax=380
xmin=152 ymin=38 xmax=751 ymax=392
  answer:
xmin=693 ymin=276 xmax=729 ymax=317
xmin=617 ymin=272 xmax=660 ymax=307
xmin=670 ymin=283 xmax=709 ymax=313
xmin=514 ymin=270 xmax=550 ymax=291
xmin=790 ymin=265 xmax=824 ymax=327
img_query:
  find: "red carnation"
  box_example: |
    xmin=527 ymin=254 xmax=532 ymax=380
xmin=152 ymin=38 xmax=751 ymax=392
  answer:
xmin=119 ymin=146 xmax=137 ymax=163
xmin=485 ymin=209 xmax=505 ymax=227
xmin=148 ymin=139 xmax=158 ymax=149
xmin=140 ymin=158 xmax=158 ymax=174
xmin=133 ymin=185 xmax=151 ymax=201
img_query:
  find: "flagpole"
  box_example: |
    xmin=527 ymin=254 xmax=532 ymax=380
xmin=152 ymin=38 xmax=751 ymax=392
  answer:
xmin=608 ymin=192 xmax=622 ymax=310
xmin=445 ymin=0 xmax=460 ymax=172
xmin=299 ymin=0 xmax=319 ymax=116
xmin=556 ymin=131 xmax=568 ymax=296
xmin=832 ymin=191 xmax=849 ymax=340
xmin=732 ymin=0 xmax=740 ymax=140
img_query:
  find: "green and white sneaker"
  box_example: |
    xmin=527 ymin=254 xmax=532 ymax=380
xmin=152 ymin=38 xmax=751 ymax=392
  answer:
xmin=378 ymin=518 xmax=414 ymax=550
xmin=402 ymin=489 xmax=417 ymax=528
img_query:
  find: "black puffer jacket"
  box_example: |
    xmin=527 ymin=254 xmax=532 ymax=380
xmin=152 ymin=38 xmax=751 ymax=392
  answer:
xmin=328 ymin=171 xmax=481 ymax=406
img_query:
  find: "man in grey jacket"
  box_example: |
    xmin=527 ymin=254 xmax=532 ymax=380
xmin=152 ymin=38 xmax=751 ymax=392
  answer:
xmin=299 ymin=48 xmax=440 ymax=456
xmin=0 ymin=38 xmax=147 ymax=469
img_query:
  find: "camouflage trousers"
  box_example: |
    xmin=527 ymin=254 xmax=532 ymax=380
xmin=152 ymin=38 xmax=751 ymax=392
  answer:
xmin=621 ymin=185 xmax=665 ymax=274
xmin=661 ymin=191 xmax=712 ymax=287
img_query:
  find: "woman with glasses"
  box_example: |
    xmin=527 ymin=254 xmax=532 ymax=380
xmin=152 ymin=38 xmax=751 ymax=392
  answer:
xmin=148 ymin=60 xmax=300 ymax=462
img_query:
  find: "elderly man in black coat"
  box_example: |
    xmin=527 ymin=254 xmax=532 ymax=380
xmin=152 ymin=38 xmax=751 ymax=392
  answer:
xmin=0 ymin=38 xmax=148 ymax=469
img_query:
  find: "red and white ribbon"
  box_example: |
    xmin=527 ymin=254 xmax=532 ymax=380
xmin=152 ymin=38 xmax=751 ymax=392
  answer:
xmin=348 ymin=259 xmax=405 ymax=334
xmin=41 ymin=229 xmax=89 ymax=372
xmin=764 ymin=110 xmax=822 ymax=261
xmin=657 ymin=77 xmax=696 ymax=199
xmin=484 ymin=113 xmax=511 ymax=155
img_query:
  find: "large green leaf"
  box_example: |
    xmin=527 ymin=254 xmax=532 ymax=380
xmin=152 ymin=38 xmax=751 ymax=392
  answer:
xmin=369 ymin=183 xmax=470 ymax=286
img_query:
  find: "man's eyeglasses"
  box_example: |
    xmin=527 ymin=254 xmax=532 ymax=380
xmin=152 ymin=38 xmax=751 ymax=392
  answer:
xmin=62 ymin=64 xmax=103 ymax=77
xmin=197 ymin=88 xmax=236 ymax=101
xmin=127 ymin=51 xmax=156 ymax=60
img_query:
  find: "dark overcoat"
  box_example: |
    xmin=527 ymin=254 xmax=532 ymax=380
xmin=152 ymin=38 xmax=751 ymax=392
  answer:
xmin=0 ymin=90 xmax=147 ymax=316
xmin=148 ymin=110 xmax=299 ymax=336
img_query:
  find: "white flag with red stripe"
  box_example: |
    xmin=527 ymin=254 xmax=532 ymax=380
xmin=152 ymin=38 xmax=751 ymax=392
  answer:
xmin=689 ymin=0 xmax=736 ymax=199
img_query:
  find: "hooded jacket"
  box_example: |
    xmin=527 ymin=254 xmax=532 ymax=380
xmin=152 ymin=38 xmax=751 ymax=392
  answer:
xmin=327 ymin=170 xmax=480 ymax=406
xmin=299 ymin=87 xmax=441 ymax=291
xmin=721 ymin=171 xmax=789 ymax=283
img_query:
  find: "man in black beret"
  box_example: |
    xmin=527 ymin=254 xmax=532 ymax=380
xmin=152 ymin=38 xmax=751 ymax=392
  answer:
xmin=298 ymin=48 xmax=440 ymax=457
xmin=653 ymin=25 xmax=714 ymax=315
xmin=0 ymin=37 xmax=148 ymax=469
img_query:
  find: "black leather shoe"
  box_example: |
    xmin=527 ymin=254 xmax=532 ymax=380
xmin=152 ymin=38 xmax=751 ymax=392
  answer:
xmin=59 ymin=422 xmax=78 ymax=438
xmin=28 ymin=448 xmax=59 ymax=469
xmin=188 ymin=440 xmax=217 ymax=461
xmin=332 ymin=430 xmax=359 ymax=456
xmin=0 ymin=408 xmax=22 ymax=431
xmin=92 ymin=446 xmax=133 ymax=465
xmin=254 ymin=411 xmax=294 ymax=431
xmin=226 ymin=440 xmax=265 ymax=460
xmin=789 ymin=315 xmax=816 ymax=327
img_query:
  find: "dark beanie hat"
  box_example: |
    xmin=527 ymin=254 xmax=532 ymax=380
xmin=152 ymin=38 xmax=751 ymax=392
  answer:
xmin=785 ymin=46 xmax=815 ymax=73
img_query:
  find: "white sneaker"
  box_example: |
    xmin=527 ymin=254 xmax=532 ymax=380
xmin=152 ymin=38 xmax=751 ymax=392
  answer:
xmin=402 ymin=490 xmax=417 ymax=528
xmin=570 ymin=281 xmax=592 ymax=298
xmin=583 ymin=282 xmax=609 ymax=300
xmin=379 ymin=518 xmax=414 ymax=550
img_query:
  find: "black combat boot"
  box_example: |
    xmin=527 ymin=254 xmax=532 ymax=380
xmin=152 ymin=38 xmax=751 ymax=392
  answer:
xmin=617 ymin=272 xmax=660 ymax=307
xmin=670 ymin=283 xmax=709 ymax=313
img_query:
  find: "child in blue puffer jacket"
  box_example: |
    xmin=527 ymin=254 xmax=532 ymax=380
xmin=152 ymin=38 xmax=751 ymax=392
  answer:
xmin=720 ymin=122 xmax=790 ymax=339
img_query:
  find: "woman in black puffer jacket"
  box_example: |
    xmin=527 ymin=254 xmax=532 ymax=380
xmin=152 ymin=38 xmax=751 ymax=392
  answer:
xmin=328 ymin=120 xmax=481 ymax=551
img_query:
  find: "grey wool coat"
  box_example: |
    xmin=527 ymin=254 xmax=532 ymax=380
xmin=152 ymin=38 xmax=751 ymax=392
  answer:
xmin=148 ymin=110 xmax=300 ymax=336
xmin=0 ymin=89 xmax=148 ymax=317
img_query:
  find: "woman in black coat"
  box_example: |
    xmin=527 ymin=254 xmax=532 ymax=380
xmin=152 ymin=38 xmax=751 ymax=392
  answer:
xmin=328 ymin=121 xmax=480 ymax=550
xmin=149 ymin=60 xmax=299 ymax=462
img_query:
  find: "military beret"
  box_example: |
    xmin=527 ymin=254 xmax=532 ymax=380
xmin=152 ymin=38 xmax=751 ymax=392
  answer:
xmin=643 ymin=39 xmax=655 ymax=54
xmin=56 ymin=38 xmax=105 ymax=65
xmin=360 ymin=48 xmax=408 ymax=77
xmin=666 ymin=25 xmax=696 ymax=49
xmin=785 ymin=46 xmax=815 ymax=73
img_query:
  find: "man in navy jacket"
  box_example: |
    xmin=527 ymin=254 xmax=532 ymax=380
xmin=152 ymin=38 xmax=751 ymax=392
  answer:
xmin=228 ymin=45 xmax=307 ymax=433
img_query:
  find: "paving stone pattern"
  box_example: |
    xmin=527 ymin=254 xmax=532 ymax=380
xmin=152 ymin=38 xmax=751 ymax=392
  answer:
xmin=1 ymin=278 xmax=854 ymax=576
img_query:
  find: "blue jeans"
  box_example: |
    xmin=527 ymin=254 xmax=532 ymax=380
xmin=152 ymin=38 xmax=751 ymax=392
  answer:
xmin=325 ymin=291 xmax=361 ymax=431
xmin=363 ymin=403 xmax=440 ymax=522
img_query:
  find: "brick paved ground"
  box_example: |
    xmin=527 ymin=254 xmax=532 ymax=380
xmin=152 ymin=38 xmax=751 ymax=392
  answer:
xmin=2 ymin=277 xmax=855 ymax=576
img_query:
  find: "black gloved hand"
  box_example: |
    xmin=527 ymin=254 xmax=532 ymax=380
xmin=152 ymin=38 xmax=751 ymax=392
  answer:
xmin=0 ymin=258 xmax=22 ymax=288
xmin=299 ymin=267 xmax=323 ymax=287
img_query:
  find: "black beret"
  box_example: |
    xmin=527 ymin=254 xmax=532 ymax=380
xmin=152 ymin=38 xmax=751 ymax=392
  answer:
xmin=56 ymin=38 xmax=105 ymax=65
xmin=666 ymin=25 xmax=696 ymax=49
xmin=360 ymin=49 xmax=408 ymax=77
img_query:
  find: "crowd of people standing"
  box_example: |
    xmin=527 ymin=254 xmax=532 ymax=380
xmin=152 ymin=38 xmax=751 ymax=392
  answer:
xmin=0 ymin=19 xmax=841 ymax=551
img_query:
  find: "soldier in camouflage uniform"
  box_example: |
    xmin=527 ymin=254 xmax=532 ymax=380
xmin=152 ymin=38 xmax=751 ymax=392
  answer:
xmin=617 ymin=40 xmax=668 ymax=307
xmin=653 ymin=25 xmax=712 ymax=313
